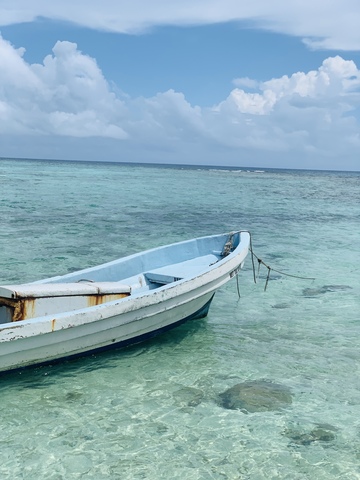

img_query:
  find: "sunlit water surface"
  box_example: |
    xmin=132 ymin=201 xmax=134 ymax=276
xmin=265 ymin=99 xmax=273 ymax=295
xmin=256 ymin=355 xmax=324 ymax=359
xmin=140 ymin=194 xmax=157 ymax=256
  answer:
xmin=0 ymin=159 xmax=359 ymax=479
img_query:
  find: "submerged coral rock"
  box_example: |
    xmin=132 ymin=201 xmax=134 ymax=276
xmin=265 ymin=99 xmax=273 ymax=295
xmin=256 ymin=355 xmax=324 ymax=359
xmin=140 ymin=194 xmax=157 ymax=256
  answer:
xmin=219 ymin=380 xmax=293 ymax=413
xmin=284 ymin=423 xmax=337 ymax=446
xmin=303 ymin=284 xmax=352 ymax=297
xmin=173 ymin=386 xmax=204 ymax=407
xmin=271 ymin=303 xmax=291 ymax=309
xmin=302 ymin=286 xmax=330 ymax=297
xmin=310 ymin=427 xmax=336 ymax=442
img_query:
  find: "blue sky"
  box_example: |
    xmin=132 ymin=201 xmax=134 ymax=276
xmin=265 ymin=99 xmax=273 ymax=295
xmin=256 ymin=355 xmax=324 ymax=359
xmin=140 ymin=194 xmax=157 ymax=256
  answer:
xmin=1 ymin=1 xmax=360 ymax=170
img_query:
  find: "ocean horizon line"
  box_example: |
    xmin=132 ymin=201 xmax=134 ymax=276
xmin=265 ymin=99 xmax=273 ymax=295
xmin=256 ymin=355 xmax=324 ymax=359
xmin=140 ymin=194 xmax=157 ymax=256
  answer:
xmin=1 ymin=155 xmax=359 ymax=175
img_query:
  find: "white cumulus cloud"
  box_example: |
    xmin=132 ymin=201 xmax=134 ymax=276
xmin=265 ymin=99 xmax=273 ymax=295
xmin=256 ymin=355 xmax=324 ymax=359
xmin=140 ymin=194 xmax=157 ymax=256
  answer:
xmin=213 ymin=56 xmax=360 ymax=157
xmin=0 ymin=36 xmax=360 ymax=170
xmin=229 ymin=56 xmax=360 ymax=116
xmin=0 ymin=35 xmax=128 ymax=138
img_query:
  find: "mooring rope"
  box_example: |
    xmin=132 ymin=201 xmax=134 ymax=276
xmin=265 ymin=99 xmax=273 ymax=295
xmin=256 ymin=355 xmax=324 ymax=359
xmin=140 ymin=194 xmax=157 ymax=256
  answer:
xmin=222 ymin=232 xmax=235 ymax=257
xmin=249 ymin=245 xmax=315 ymax=291
xmin=244 ymin=231 xmax=316 ymax=291
xmin=236 ymin=274 xmax=241 ymax=299
xmin=231 ymin=230 xmax=315 ymax=297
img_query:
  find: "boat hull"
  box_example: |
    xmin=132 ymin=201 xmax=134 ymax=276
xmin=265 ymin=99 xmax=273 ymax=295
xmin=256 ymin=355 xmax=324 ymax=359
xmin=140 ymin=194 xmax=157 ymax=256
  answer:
xmin=0 ymin=288 xmax=215 ymax=372
xmin=2 ymin=294 xmax=215 ymax=372
xmin=0 ymin=231 xmax=250 ymax=373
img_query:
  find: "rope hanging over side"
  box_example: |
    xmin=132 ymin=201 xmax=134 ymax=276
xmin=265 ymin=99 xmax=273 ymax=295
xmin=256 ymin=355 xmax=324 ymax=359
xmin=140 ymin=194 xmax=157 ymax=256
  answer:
xmin=236 ymin=274 xmax=241 ymax=299
xmin=249 ymin=233 xmax=257 ymax=284
xmin=248 ymin=232 xmax=315 ymax=291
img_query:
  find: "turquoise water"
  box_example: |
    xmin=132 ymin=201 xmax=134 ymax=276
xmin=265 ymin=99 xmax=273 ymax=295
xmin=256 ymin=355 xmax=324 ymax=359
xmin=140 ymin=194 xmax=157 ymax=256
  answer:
xmin=0 ymin=158 xmax=359 ymax=479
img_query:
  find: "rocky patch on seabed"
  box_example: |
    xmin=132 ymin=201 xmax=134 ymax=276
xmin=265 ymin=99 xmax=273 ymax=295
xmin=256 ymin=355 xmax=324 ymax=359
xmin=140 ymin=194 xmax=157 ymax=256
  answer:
xmin=302 ymin=284 xmax=352 ymax=297
xmin=218 ymin=380 xmax=293 ymax=413
xmin=284 ymin=423 xmax=337 ymax=446
xmin=173 ymin=386 xmax=204 ymax=407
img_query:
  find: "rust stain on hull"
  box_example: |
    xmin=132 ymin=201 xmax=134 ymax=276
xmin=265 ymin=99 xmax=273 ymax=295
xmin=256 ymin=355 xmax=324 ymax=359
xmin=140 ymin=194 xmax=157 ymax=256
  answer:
xmin=1 ymin=292 xmax=130 ymax=322
xmin=0 ymin=297 xmax=36 ymax=322
xmin=86 ymin=293 xmax=129 ymax=307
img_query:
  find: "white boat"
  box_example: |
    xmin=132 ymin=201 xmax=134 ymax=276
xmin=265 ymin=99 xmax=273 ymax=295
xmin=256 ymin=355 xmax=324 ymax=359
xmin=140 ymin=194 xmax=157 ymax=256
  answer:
xmin=0 ymin=231 xmax=250 ymax=373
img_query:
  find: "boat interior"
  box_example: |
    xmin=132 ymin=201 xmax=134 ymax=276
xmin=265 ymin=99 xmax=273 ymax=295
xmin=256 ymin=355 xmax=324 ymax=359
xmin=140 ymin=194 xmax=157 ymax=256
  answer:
xmin=0 ymin=233 xmax=241 ymax=324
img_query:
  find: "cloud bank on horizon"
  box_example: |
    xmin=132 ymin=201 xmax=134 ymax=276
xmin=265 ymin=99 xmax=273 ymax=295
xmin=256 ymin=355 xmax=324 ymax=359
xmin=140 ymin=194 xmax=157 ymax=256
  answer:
xmin=1 ymin=1 xmax=360 ymax=170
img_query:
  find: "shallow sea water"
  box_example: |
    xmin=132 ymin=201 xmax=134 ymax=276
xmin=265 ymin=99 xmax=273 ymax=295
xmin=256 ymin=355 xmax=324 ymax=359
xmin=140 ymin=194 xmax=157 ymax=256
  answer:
xmin=0 ymin=159 xmax=359 ymax=479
